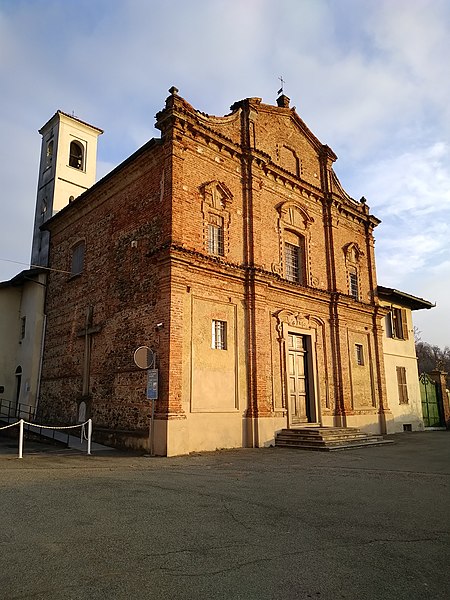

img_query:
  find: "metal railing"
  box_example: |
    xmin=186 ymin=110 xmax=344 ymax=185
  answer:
xmin=0 ymin=398 xmax=70 ymax=448
xmin=0 ymin=398 xmax=37 ymax=421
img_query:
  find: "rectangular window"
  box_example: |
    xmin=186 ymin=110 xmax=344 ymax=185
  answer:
xmin=71 ymin=242 xmax=85 ymax=276
xmin=388 ymin=308 xmax=408 ymax=340
xmin=355 ymin=343 xmax=364 ymax=366
xmin=212 ymin=320 xmax=227 ymax=350
xmin=20 ymin=316 xmax=26 ymax=340
xmin=207 ymin=215 xmax=224 ymax=256
xmin=396 ymin=366 xmax=409 ymax=404
xmin=349 ymin=270 xmax=359 ymax=300
xmin=285 ymin=242 xmax=301 ymax=283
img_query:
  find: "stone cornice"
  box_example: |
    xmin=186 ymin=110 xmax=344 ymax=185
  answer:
xmin=147 ymin=243 xmax=376 ymax=310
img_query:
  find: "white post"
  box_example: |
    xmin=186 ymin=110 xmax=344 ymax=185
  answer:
xmin=18 ymin=419 xmax=24 ymax=459
xmin=87 ymin=419 xmax=92 ymax=455
xmin=150 ymin=399 xmax=155 ymax=457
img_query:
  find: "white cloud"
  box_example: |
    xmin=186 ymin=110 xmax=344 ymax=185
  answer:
xmin=407 ymin=260 xmax=450 ymax=348
xmin=359 ymin=139 xmax=450 ymax=348
xmin=351 ymin=142 xmax=450 ymax=214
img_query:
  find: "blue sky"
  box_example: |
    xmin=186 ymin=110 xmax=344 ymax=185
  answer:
xmin=1 ymin=0 xmax=449 ymax=347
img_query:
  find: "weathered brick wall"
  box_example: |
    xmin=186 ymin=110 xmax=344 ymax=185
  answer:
xmin=40 ymin=140 xmax=172 ymax=432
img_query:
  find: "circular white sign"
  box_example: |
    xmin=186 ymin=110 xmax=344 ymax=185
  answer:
xmin=133 ymin=346 xmax=154 ymax=369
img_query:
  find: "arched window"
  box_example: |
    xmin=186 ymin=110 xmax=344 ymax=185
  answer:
xmin=69 ymin=141 xmax=84 ymax=170
xmin=279 ymin=145 xmax=300 ymax=177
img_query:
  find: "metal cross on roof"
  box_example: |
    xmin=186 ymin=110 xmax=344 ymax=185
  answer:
xmin=277 ymin=75 xmax=285 ymax=96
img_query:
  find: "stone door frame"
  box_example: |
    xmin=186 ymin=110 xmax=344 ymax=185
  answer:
xmin=275 ymin=311 xmax=320 ymax=428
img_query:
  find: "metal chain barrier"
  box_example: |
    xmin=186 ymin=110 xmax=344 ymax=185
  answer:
xmin=0 ymin=418 xmax=92 ymax=458
xmin=0 ymin=421 xmax=21 ymax=430
xmin=22 ymin=419 xmax=91 ymax=430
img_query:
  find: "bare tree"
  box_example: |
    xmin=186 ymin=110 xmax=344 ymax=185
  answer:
xmin=416 ymin=339 xmax=450 ymax=386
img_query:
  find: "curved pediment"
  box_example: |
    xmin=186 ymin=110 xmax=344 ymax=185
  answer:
xmin=277 ymin=201 xmax=314 ymax=230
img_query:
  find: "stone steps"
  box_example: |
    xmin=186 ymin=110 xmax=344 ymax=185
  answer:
xmin=275 ymin=427 xmax=393 ymax=451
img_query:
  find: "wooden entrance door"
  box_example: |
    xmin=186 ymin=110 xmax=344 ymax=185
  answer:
xmin=287 ymin=333 xmax=310 ymax=423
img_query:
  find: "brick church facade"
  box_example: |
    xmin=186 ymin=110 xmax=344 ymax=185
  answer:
xmin=39 ymin=87 xmax=394 ymax=455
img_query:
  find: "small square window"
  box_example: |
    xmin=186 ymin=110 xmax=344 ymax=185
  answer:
xmin=212 ymin=320 xmax=227 ymax=350
xmin=355 ymin=343 xmax=364 ymax=365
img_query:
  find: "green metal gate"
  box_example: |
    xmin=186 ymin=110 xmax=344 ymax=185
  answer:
xmin=420 ymin=373 xmax=444 ymax=428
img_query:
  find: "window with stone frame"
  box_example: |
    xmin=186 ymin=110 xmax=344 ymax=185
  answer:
xmin=349 ymin=266 xmax=359 ymax=300
xmin=71 ymin=241 xmax=85 ymax=276
xmin=200 ymin=181 xmax=232 ymax=257
xmin=276 ymin=202 xmax=312 ymax=285
xmin=355 ymin=343 xmax=364 ymax=366
xmin=284 ymin=242 xmax=300 ymax=282
xmin=396 ymin=366 xmax=409 ymax=404
xmin=344 ymin=243 xmax=363 ymax=301
xmin=284 ymin=233 xmax=305 ymax=284
xmin=212 ymin=320 xmax=227 ymax=350
xmin=207 ymin=214 xmax=224 ymax=256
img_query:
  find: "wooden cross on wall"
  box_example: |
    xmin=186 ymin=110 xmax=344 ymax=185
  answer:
xmin=77 ymin=306 xmax=102 ymax=397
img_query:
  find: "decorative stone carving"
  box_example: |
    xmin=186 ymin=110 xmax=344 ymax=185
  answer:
xmin=275 ymin=309 xmax=311 ymax=334
xmin=343 ymin=242 xmax=364 ymax=262
xmin=200 ymin=181 xmax=233 ymax=256
xmin=271 ymin=262 xmax=282 ymax=276
xmin=200 ymin=180 xmax=233 ymax=209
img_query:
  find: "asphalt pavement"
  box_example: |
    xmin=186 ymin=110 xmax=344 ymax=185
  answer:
xmin=0 ymin=431 xmax=448 ymax=600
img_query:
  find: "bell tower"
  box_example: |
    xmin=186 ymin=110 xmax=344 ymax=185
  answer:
xmin=30 ymin=111 xmax=103 ymax=267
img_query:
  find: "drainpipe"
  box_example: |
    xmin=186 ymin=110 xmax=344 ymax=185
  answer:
xmin=35 ymin=313 xmax=47 ymax=418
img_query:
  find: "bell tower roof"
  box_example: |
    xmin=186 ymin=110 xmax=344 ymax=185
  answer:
xmin=39 ymin=110 xmax=104 ymax=135
xmin=30 ymin=110 xmax=102 ymax=268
